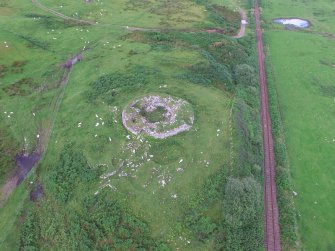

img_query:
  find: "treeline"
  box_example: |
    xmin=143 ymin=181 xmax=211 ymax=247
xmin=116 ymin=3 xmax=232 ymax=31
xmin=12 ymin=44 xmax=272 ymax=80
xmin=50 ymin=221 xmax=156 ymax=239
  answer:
xmin=19 ymin=144 xmax=168 ymax=250
xmin=182 ymin=63 xmax=263 ymax=250
xmin=224 ymin=25 xmax=264 ymax=248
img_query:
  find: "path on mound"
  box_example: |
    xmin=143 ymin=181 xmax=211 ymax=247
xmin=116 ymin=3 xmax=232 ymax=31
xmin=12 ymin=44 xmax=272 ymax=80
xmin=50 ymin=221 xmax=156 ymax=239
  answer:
xmin=254 ymin=0 xmax=281 ymax=250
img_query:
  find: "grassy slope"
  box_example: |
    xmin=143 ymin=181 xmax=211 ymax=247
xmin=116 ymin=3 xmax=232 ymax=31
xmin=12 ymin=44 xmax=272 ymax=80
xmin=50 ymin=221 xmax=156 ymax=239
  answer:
xmin=0 ymin=182 xmax=28 ymax=248
xmin=0 ymin=0 xmax=245 ymax=250
xmin=46 ymin=75 xmax=232 ymax=251
xmin=263 ymin=0 xmax=335 ymax=249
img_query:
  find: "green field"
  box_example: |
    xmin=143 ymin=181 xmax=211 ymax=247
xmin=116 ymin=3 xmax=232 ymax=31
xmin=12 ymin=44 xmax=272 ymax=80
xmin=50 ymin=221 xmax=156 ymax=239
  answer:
xmin=0 ymin=0 xmax=265 ymax=250
xmin=262 ymin=0 xmax=335 ymax=250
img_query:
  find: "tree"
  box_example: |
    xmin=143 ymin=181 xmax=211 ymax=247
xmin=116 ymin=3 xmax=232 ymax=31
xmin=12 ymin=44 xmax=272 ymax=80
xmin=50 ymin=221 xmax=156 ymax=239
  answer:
xmin=223 ymin=176 xmax=263 ymax=250
xmin=224 ymin=176 xmax=262 ymax=228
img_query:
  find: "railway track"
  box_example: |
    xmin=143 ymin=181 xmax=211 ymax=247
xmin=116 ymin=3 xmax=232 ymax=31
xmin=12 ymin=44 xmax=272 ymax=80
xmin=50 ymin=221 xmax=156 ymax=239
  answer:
xmin=254 ymin=0 xmax=281 ymax=250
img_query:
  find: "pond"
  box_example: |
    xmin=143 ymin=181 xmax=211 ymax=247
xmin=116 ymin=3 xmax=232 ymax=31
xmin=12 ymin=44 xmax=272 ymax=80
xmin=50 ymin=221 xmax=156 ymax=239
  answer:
xmin=273 ymin=18 xmax=310 ymax=28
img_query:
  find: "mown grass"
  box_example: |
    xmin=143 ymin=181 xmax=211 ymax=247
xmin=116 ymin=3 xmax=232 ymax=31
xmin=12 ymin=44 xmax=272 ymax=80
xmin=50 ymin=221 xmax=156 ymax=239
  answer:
xmin=262 ymin=0 xmax=335 ymax=249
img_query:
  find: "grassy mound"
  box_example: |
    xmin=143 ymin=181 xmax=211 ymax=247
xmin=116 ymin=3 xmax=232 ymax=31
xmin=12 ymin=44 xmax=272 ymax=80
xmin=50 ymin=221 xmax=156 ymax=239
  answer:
xmin=122 ymin=94 xmax=194 ymax=138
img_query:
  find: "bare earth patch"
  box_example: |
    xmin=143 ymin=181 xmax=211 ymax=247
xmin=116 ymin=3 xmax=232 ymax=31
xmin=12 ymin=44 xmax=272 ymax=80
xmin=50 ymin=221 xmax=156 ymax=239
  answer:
xmin=122 ymin=95 xmax=194 ymax=139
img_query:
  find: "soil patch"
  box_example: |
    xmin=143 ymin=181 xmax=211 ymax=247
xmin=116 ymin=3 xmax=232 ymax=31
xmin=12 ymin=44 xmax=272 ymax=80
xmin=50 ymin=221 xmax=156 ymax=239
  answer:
xmin=30 ymin=183 xmax=44 ymax=202
xmin=15 ymin=152 xmax=40 ymax=184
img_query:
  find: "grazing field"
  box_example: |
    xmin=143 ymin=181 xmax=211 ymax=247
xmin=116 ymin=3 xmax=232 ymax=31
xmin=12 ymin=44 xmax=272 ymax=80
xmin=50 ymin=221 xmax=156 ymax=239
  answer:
xmin=262 ymin=0 xmax=335 ymax=249
xmin=0 ymin=0 xmax=264 ymax=250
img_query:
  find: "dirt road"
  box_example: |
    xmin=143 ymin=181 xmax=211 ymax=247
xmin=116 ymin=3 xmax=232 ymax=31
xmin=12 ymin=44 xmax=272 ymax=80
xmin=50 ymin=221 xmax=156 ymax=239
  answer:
xmin=233 ymin=9 xmax=247 ymax=38
xmin=254 ymin=0 xmax=281 ymax=250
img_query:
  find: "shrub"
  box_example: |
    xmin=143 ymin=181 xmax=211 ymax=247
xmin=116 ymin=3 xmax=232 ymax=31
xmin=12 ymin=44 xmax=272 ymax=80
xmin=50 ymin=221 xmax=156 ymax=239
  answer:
xmin=234 ymin=64 xmax=257 ymax=87
xmin=179 ymin=51 xmax=233 ymax=90
xmin=207 ymin=5 xmax=240 ymax=34
xmin=224 ymin=177 xmax=262 ymax=228
xmin=224 ymin=177 xmax=263 ymax=250
xmin=85 ymin=66 xmax=150 ymax=104
xmin=20 ymin=209 xmax=40 ymax=251
xmin=20 ymin=192 xmax=170 ymax=250
xmin=48 ymin=144 xmax=97 ymax=203
xmin=2 ymin=77 xmax=37 ymax=96
xmin=232 ymin=96 xmax=262 ymax=176
xmin=0 ymin=126 xmax=18 ymax=184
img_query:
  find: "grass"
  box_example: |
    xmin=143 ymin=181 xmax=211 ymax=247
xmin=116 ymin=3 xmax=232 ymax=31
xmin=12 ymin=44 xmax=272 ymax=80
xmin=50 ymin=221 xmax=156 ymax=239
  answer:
xmin=44 ymin=77 xmax=232 ymax=250
xmin=140 ymin=106 xmax=167 ymax=123
xmin=0 ymin=176 xmax=30 ymax=250
xmin=0 ymin=0 xmax=262 ymax=250
xmin=262 ymin=0 xmax=335 ymax=249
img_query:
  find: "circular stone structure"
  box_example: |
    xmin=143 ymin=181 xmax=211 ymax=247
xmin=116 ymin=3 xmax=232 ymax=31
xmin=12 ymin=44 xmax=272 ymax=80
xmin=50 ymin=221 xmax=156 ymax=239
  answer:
xmin=122 ymin=95 xmax=194 ymax=139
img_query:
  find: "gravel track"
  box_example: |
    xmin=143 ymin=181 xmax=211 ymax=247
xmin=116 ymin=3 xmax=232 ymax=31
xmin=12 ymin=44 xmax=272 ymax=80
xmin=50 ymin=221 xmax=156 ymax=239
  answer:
xmin=254 ymin=0 xmax=281 ymax=250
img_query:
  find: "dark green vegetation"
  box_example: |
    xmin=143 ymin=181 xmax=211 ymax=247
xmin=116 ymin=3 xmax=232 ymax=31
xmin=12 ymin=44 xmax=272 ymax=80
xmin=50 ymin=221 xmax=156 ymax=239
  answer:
xmin=140 ymin=106 xmax=167 ymax=123
xmin=263 ymin=0 xmax=335 ymax=249
xmin=48 ymin=144 xmax=97 ymax=203
xmin=0 ymin=0 xmax=265 ymax=250
xmin=85 ymin=67 xmax=150 ymax=105
xmin=19 ymin=146 xmax=168 ymax=250
xmin=206 ymin=4 xmax=241 ymax=34
xmin=0 ymin=126 xmax=18 ymax=185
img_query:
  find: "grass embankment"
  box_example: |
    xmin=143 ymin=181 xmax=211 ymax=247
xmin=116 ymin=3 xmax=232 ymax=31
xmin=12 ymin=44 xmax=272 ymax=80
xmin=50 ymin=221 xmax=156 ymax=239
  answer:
xmin=1 ymin=0 xmax=264 ymax=250
xmin=262 ymin=0 xmax=335 ymax=249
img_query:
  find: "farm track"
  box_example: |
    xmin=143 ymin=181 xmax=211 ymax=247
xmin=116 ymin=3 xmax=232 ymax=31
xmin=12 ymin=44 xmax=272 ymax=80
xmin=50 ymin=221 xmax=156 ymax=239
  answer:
xmin=32 ymin=0 xmax=95 ymax=25
xmin=254 ymin=0 xmax=281 ymax=250
xmin=0 ymin=54 xmax=79 ymax=205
